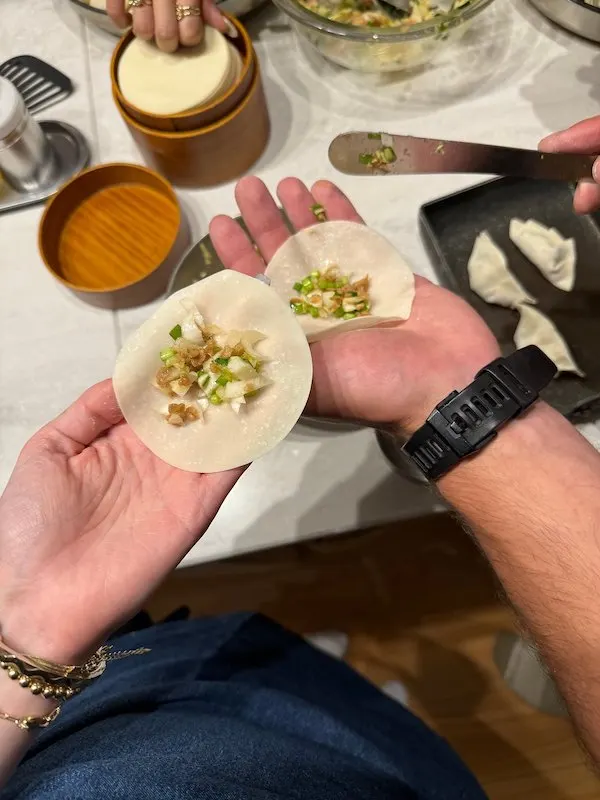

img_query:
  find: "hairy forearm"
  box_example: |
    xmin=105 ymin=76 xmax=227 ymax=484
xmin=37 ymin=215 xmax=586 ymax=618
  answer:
xmin=439 ymin=402 xmax=600 ymax=760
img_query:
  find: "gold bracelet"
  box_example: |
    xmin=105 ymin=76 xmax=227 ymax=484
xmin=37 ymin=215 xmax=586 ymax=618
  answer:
xmin=0 ymin=636 xmax=150 ymax=689
xmin=0 ymin=706 xmax=61 ymax=731
xmin=0 ymin=658 xmax=80 ymax=700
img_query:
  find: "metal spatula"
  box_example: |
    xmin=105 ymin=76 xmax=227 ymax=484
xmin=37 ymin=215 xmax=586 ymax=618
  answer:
xmin=0 ymin=56 xmax=73 ymax=114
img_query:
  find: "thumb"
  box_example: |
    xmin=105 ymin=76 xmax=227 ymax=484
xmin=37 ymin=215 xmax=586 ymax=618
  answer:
xmin=539 ymin=116 xmax=600 ymax=215
xmin=539 ymin=115 xmax=600 ymax=155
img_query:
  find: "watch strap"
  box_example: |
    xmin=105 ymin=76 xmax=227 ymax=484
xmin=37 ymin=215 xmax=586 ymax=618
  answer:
xmin=403 ymin=346 xmax=556 ymax=480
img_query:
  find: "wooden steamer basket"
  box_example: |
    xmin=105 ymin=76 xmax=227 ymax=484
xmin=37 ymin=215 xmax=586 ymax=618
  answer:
xmin=38 ymin=163 xmax=189 ymax=309
xmin=111 ymin=17 xmax=270 ymax=187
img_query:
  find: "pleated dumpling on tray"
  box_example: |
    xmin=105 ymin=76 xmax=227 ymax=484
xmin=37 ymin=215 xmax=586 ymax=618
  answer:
xmin=513 ymin=304 xmax=584 ymax=378
xmin=509 ymin=218 xmax=576 ymax=292
xmin=264 ymin=221 xmax=415 ymax=342
xmin=467 ymin=231 xmax=536 ymax=309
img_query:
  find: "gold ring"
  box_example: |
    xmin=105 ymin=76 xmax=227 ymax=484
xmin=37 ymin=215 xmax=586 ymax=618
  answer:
xmin=127 ymin=0 xmax=152 ymax=9
xmin=175 ymin=4 xmax=202 ymax=21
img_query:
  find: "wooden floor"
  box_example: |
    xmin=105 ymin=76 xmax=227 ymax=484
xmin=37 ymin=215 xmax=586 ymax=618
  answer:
xmin=147 ymin=513 xmax=599 ymax=799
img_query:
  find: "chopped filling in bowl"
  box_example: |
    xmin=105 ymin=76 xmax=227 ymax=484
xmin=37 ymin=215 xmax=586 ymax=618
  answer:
xmin=297 ymin=0 xmax=474 ymax=29
xmin=154 ymin=299 xmax=269 ymax=425
xmin=289 ymin=266 xmax=371 ymax=320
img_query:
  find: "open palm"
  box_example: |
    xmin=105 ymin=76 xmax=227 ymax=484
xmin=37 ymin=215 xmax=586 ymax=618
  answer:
xmin=210 ymin=177 xmax=500 ymax=435
xmin=0 ymin=381 xmax=242 ymax=661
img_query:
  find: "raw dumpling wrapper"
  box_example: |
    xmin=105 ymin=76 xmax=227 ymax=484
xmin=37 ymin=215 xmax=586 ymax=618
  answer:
xmin=514 ymin=304 xmax=584 ymax=378
xmin=509 ymin=218 xmax=576 ymax=292
xmin=117 ymin=28 xmax=241 ymax=115
xmin=264 ymin=221 xmax=415 ymax=342
xmin=113 ymin=271 xmax=313 ymax=473
xmin=468 ymin=231 xmax=536 ymax=308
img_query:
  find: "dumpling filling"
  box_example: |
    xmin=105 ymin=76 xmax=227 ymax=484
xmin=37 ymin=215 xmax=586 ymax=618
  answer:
xmin=289 ymin=266 xmax=371 ymax=320
xmin=155 ymin=299 xmax=269 ymax=425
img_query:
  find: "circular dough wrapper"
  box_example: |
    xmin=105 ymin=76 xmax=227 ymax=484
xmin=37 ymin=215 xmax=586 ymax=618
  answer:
xmin=117 ymin=27 xmax=233 ymax=115
xmin=113 ymin=271 xmax=313 ymax=473
xmin=265 ymin=221 xmax=415 ymax=342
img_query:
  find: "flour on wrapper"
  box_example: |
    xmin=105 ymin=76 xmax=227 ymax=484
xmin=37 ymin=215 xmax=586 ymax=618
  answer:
xmin=468 ymin=231 xmax=536 ymax=308
xmin=514 ymin=304 xmax=584 ymax=378
xmin=509 ymin=218 xmax=576 ymax=292
xmin=113 ymin=271 xmax=313 ymax=473
xmin=264 ymin=221 xmax=415 ymax=342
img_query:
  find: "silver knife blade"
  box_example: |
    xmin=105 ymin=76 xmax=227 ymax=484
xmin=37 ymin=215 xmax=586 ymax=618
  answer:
xmin=329 ymin=132 xmax=596 ymax=182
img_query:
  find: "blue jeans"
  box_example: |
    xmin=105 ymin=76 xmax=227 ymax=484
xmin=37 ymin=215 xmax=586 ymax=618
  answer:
xmin=3 ymin=614 xmax=487 ymax=799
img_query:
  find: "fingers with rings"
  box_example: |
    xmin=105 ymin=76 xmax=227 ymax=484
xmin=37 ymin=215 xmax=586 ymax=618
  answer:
xmin=152 ymin=0 xmax=180 ymax=52
xmin=127 ymin=0 xmax=155 ymax=41
xmin=175 ymin=1 xmax=204 ymax=46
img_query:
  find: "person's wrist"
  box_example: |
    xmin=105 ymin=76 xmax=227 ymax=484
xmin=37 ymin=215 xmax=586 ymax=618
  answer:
xmin=0 ymin=606 xmax=99 ymax=665
xmin=436 ymin=400 xmax=562 ymax=492
xmin=392 ymin=346 xmax=502 ymax=439
xmin=0 ymin=670 xmax=60 ymax=719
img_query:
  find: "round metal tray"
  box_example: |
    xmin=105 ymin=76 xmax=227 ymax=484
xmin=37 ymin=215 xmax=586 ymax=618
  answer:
xmin=529 ymin=0 xmax=600 ymax=43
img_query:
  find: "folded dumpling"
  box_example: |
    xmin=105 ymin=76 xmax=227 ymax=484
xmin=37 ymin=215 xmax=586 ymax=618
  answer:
xmin=509 ymin=218 xmax=576 ymax=292
xmin=468 ymin=231 xmax=536 ymax=308
xmin=514 ymin=304 xmax=584 ymax=377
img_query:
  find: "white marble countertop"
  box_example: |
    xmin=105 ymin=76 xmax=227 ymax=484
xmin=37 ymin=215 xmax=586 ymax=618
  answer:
xmin=2 ymin=0 xmax=600 ymax=565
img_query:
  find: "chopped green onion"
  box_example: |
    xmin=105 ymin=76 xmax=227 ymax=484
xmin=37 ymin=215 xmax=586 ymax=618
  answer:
xmin=165 ymin=357 xmax=179 ymax=368
xmin=318 ymin=278 xmax=329 ymax=290
xmin=293 ymin=282 xmax=304 ymax=293
xmin=216 ymin=374 xmax=230 ymax=387
xmin=367 ymin=132 xmax=382 ymax=140
xmin=243 ymin=352 xmax=260 ymax=370
xmin=209 ymin=391 xmax=223 ymax=405
xmin=169 ymin=324 xmax=182 ymax=340
xmin=310 ymin=270 xmax=320 ymax=279
xmin=215 ymin=356 xmax=229 ymax=366
xmin=382 ymin=147 xmax=397 ymax=163
xmin=198 ymin=373 xmax=210 ymax=388
xmin=160 ymin=347 xmax=175 ymax=362
xmin=359 ymin=153 xmax=373 ymax=165
xmin=301 ymin=277 xmax=313 ymax=290
xmin=343 ymin=312 xmax=357 ymax=320
xmin=290 ymin=300 xmax=307 ymax=315
xmin=333 ymin=307 xmax=345 ymax=318
xmin=308 ymin=306 xmax=320 ymax=318
xmin=310 ymin=204 xmax=327 ymax=222
xmin=336 ymin=277 xmax=348 ymax=287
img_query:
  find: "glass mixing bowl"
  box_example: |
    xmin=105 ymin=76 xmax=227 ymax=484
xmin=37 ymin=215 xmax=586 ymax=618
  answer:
xmin=272 ymin=0 xmax=495 ymax=73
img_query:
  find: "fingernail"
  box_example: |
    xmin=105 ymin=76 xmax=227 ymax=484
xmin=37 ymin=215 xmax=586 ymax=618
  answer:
xmin=592 ymin=157 xmax=600 ymax=183
xmin=224 ymin=18 xmax=238 ymax=38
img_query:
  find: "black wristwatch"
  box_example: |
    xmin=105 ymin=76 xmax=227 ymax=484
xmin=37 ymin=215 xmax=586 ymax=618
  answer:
xmin=403 ymin=346 xmax=557 ymax=481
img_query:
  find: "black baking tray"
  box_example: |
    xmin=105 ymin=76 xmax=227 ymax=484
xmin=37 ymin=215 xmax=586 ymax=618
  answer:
xmin=419 ymin=177 xmax=600 ymax=422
